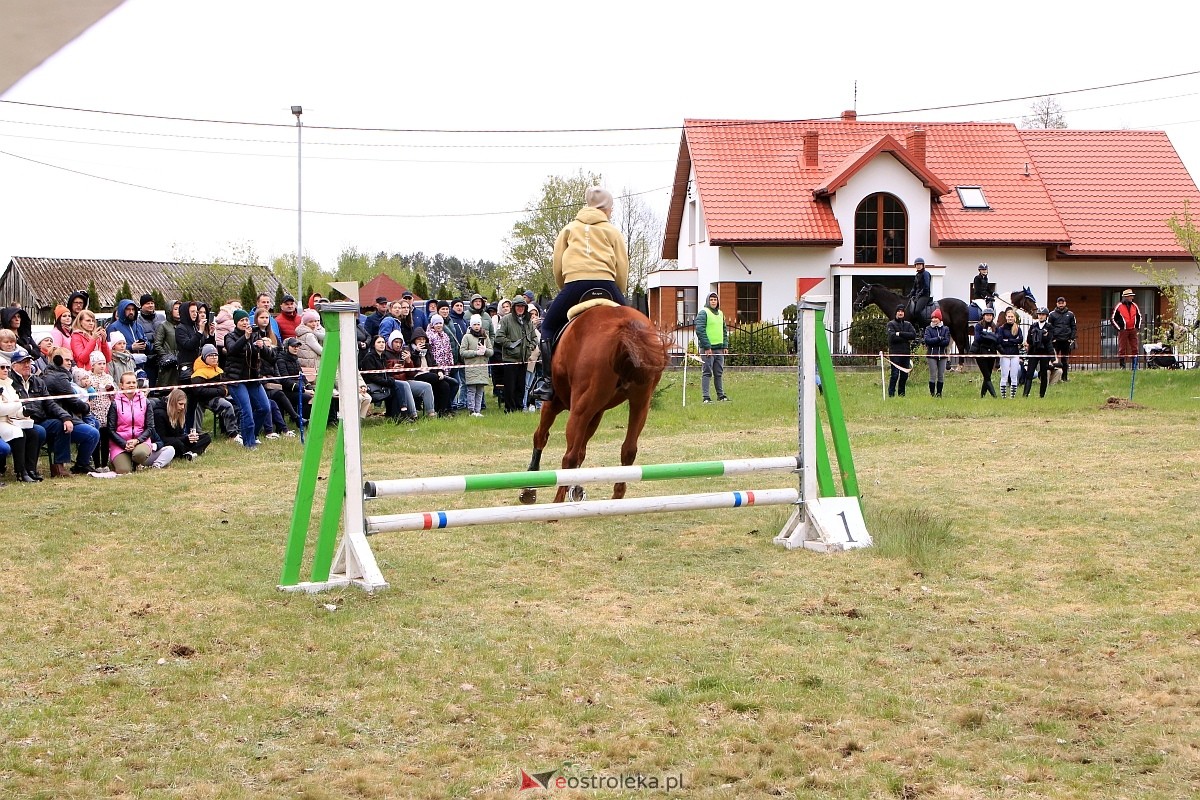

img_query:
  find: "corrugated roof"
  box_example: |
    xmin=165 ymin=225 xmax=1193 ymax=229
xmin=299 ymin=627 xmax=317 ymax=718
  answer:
xmin=666 ymin=118 xmax=1198 ymax=259
xmin=5 ymin=257 xmax=281 ymax=310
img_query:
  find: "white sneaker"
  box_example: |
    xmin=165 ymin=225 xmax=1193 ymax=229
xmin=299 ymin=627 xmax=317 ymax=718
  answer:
xmin=470 ymin=412 xmax=483 ymax=417
xmin=266 ymin=432 xmax=281 ymax=440
xmin=255 ymin=438 xmax=264 ymax=445
xmin=284 ymin=430 xmax=297 ymax=438
xmin=233 ymin=435 xmax=243 ymax=445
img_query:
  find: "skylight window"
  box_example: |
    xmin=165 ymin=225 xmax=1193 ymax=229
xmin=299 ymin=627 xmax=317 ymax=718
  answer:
xmin=956 ymin=186 xmax=990 ymax=210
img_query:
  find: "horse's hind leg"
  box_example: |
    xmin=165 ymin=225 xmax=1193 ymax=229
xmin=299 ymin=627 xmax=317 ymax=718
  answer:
xmin=520 ymin=399 xmax=566 ymax=505
xmin=613 ymin=392 xmax=653 ymax=500
xmin=554 ymin=404 xmax=605 ymax=503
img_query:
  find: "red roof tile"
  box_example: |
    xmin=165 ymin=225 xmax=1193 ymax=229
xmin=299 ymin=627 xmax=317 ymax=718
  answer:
xmin=667 ymin=119 xmax=1199 ymax=260
xmin=1018 ymin=129 xmax=1200 ymax=258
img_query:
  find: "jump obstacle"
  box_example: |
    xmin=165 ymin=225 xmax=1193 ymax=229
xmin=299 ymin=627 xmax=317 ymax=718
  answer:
xmin=278 ymin=282 xmax=869 ymax=594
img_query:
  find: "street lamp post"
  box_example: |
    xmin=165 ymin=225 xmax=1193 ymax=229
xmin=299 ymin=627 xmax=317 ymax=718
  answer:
xmin=291 ymin=105 xmax=303 ymax=305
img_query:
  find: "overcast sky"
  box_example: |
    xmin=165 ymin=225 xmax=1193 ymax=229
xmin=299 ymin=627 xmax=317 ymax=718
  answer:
xmin=1 ymin=0 xmax=1198 ymax=276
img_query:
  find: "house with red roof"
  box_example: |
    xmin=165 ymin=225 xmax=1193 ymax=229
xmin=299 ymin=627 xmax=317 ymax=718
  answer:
xmin=650 ymin=112 xmax=1200 ymax=352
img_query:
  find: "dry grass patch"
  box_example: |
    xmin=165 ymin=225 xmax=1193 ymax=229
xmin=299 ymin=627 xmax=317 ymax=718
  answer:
xmin=4 ymin=369 xmax=1200 ymax=797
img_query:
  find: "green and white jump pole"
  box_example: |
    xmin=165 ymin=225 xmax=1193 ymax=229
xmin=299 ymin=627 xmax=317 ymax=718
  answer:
xmin=279 ymin=281 xmax=387 ymax=593
xmin=773 ymin=293 xmax=870 ymax=551
xmin=277 ymin=285 xmax=867 ymax=594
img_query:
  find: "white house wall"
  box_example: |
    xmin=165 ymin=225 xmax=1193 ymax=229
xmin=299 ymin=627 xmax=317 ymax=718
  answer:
xmin=937 ymin=248 xmax=1049 ymax=306
xmin=715 ymin=247 xmax=834 ymax=307
xmin=675 ymin=152 xmax=1197 ymax=322
xmin=831 ymin=157 xmax=932 ymax=265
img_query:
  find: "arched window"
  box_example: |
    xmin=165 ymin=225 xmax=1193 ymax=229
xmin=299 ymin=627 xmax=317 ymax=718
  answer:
xmin=854 ymin=193 xmax=907 ymax=265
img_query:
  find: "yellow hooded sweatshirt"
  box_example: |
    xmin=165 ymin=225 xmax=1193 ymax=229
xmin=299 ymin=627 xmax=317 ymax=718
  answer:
xmin=551 ymin=206 xmax=629 ymax=291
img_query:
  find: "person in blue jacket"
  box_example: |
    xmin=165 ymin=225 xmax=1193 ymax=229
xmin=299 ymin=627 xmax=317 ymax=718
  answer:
xmin=106 ymin=299 xmax=153 ymax=378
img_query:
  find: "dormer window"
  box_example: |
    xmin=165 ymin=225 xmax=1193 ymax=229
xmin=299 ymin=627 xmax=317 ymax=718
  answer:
xmin=956 ymin=186 xmax=989 ymax=210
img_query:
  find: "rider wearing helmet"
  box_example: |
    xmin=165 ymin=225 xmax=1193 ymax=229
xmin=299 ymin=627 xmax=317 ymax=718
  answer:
xmin=972 ymin=263 xmax=995 ymax=313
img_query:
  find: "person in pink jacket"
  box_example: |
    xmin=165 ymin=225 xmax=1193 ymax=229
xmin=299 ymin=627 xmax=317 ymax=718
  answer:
xmin=106 ymin=372 xmax=175 ymax=474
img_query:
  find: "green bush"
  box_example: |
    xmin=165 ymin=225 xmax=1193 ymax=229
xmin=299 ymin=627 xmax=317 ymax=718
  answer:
xmin=849 ymin=308 xmax=888 ymax=355
xmin=728 ymin=322 xmax=791 ymax=367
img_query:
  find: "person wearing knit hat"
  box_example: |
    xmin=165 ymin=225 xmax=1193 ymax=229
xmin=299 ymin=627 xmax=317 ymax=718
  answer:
xmin=534 ymin=186 xmax=628 ymax=402
xmin=90 ymin=350 xmax=107 ymax=366
xmin=107 ymin=298 xmax=154 ymax=368
xmin=495 ymin=295 xmax=537 ymax=412
xmin=293 ymin=310 xmax=325 ymax=376
xmin=201 ymin=343 xmax=218 ymax=359
xmin=460 ymin=313 xmax=492 ymax=416
xmin=51 ymin=304 xmax=73 ymax=350
xmin=107 ymin=329 xmax=139 ymax=385
xmin=224 ymin=305 xmax=271 ymax=447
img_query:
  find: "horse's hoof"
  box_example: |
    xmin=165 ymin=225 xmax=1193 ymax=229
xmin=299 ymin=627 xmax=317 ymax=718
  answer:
xmin=567 ymin=485 xmax=586 ymax=502
xmin=519 ymin=488 xmax=537 ymax=505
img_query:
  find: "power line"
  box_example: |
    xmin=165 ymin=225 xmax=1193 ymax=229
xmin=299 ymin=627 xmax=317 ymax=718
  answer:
xmin=2 ymin=68 xmax=1198 ymax=133
xmin=0 ymin=147 xmax=670 ymax=218
xmin=0 ymin=130 xmax=676 ymax=165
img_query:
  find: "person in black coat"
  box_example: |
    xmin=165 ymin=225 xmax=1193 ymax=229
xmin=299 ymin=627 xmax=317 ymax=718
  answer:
xmin=223 ymin=309 xmax=270 ymax=447
xmin=359 ymin=335 xmax=415 ymax=421
xmin=1 ymin=307 xmax=37 ymax=355
xmin=152 ymin=389 xmax=211 ymax=459
xmin=39 ymin=350 xmax=102 ymax=475
xmin=1024 ymin=308 xmax=1057 ymax=398
xmin=175 ymin=301 xmax=203 ymax=382
xmin=970 ymin=308 xmax=1000 ymax=398
xmin=886 ymin=308 xmax=918 ymax=398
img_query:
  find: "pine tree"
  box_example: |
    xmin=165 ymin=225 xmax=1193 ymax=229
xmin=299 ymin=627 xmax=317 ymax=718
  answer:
xmin=240 ymin=276 xmax=258 ymax=311
xmin=86 ymin=279 xmax=99 ymax=312
xmin=151 ymin=288 xmax=167 ymax=309
xmin=274 ymin=283 xmax=285 ymax=310
xmin=116 ymin=280 xmax=133 ymax=306
xmin=411 ymin=272 xmax=429 ymax=301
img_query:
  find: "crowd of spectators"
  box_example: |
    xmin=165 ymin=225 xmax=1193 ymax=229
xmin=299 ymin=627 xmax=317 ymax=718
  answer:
xmin=0 ymin=286 xmax=545 ymax=486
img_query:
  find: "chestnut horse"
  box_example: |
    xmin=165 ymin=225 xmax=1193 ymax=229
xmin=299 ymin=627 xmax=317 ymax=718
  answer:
xmin=519 ymin=305 xmax=669 ymax=504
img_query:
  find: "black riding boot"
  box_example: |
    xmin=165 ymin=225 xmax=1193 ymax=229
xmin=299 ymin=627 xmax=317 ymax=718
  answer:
xmin=528 ymin=340 xmax=554 ymax=402
xmin=929 ymin=381 xmax=936 ymax=397
xmin=935 ymin=381 xmax=943 ymax=397
xmin=10 ymin=437 xmax=35 ymax=483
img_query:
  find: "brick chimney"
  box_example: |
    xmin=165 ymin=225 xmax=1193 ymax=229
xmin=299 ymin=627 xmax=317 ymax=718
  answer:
xmin=906 ymin=127 xmax=926 ymax=166
xmin=841 ymin=110 xmax=857 ymax=121
xmin=804 ymin=129 xmax=819 ymax=167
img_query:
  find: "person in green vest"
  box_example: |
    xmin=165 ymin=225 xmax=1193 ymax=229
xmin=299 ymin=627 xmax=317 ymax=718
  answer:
xmin=695 ymin=291 xmax=729 ymax=404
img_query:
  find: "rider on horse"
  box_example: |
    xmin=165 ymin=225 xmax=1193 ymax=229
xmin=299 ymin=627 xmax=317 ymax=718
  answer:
xmin=972 ymin=263 xmax=996 ymax=314
xmin=529 ymin=186 xmax=629 ymax=402
xmin=907 ymin=257 xmax=932 ymax=323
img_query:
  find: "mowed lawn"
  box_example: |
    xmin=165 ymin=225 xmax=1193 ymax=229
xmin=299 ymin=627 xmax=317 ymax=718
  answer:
xmin=4 ymin=366 xmax=1199 ymax=799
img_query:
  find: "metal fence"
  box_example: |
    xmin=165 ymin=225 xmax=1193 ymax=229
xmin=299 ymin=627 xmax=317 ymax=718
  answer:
xmin=665 ymin=316 xmax=1199 ymax=370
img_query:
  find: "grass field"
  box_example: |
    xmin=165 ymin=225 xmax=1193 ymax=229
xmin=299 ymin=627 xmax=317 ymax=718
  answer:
xmin=4 ymin=365 xmax=1199 ymax=799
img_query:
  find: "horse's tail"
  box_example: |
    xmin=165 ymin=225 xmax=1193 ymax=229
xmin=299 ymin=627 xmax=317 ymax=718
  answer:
xmin=614 ymin=314 xmax=670 ymax=386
